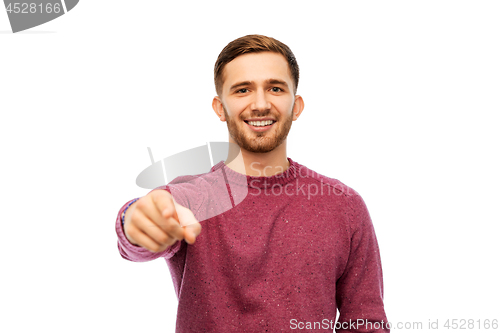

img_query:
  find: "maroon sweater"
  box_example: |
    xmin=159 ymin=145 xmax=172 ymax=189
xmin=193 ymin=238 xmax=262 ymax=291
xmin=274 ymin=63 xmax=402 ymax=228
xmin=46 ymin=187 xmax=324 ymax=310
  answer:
xmin=116 ymin=158 xmax=389 ymax=332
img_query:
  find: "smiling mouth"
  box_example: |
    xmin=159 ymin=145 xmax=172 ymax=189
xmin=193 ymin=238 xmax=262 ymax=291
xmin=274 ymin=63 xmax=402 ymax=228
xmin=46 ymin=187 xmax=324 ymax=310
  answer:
xmin=244 ymin=120 xmax=276 ymax=127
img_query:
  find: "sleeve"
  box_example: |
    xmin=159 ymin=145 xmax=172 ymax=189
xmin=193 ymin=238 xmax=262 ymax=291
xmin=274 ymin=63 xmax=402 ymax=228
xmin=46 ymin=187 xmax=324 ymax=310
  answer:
xmin=335 ymin=193 xmax=390 ymax=333
xmin=115 ymin=187 xmax=182 ymax=263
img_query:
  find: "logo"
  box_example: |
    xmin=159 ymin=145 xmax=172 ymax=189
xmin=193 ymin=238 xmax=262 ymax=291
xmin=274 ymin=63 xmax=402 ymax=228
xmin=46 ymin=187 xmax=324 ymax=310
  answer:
xmin=137 ymin=143 xmax=249 ymax=222
xmin=3 ymin=0 xmax=79 ymax=33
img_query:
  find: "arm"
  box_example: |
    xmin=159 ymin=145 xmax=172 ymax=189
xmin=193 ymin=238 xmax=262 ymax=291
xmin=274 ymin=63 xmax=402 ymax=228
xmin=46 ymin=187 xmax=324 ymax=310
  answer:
xmin=335 ymin=193 xmax=389 ymax=332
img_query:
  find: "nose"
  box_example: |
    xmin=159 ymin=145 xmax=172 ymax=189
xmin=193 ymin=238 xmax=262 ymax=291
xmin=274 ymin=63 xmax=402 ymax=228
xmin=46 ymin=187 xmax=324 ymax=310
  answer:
xmin=251 ymin=89 xmax=271 ymax=112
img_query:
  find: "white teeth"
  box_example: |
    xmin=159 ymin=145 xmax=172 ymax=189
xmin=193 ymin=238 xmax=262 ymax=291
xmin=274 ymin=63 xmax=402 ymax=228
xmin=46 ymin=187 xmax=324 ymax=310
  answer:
xmin=247 ymin=120 xmax=274 ymax=127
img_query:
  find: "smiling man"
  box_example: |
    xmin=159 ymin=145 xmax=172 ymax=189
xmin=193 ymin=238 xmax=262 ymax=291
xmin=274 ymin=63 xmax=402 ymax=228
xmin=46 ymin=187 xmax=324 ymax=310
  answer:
xmin=116 ymin=35 xmax=390 ymax=332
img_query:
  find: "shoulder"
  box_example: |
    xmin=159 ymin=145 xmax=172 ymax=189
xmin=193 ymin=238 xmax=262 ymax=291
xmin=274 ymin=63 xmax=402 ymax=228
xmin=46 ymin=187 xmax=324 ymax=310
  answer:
xmin=292 ymin=160 xmax=370 ymax=228
xmin=292 ymin=160 xmax=359 ymax=199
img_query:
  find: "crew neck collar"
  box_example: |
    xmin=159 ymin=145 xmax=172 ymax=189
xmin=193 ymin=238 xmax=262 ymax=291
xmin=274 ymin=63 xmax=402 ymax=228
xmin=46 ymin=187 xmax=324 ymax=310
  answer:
xmin=210 ymin=157 xmax=300 ymax=189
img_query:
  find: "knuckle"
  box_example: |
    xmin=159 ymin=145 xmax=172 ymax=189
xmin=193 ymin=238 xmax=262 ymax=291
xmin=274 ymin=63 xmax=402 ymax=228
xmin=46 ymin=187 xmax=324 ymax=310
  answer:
xmin=149 ymin=244 xmax=161 ymax=253
xmin=163 ymin=220 xmax=174 ymax=232
xmin=129 ymin=210 xmax=139 ymax=222
xmin=155 ymin=245 xmax=167 ymax=253
xmin=130 ymin=214 xmax=143 ymax=229
xmin=164 ymin=221 xmax=180 ymax=235
xmin=165 ymin=237 xmax=177 ymax=246
xmin=126 ymin=224 xmax=138 ymax=237
xmin=162 ymin=203 xmax=175 ymax=217
xmin=154 ymin=189 xmax=170 ymax=201
xmin=156 ymin=233 xmax=169 ymax=245
xmin=160 ymin=241 xmax=175 ymax=251
xmin=135 ymin=198 xmax=147 ymax=210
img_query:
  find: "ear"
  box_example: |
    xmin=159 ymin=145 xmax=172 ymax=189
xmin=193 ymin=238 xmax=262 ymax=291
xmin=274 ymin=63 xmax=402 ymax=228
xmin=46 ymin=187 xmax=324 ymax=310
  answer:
xmin=212 ymin=96 xmax=226 ymax=122
xmin=292 ymin=95 xmax=304 ymax=121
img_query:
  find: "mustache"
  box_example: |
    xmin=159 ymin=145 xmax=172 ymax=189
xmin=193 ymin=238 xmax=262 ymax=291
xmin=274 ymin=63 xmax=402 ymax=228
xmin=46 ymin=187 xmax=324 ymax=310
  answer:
xmin=223 ymin=102 xmax=296 ymax=121
xmin=240 ymin=112 xmax=275 ymax=120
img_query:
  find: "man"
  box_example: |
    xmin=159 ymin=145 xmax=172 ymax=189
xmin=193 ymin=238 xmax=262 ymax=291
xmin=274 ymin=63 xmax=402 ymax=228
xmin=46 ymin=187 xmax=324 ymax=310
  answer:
xmin=116 ymin=34 xmax=390 ymax=332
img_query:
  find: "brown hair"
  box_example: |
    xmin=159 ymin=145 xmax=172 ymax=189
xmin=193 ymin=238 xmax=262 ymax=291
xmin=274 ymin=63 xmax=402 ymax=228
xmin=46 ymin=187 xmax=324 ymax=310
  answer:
xmin=214 ymin=34 xmax=299 ymax=96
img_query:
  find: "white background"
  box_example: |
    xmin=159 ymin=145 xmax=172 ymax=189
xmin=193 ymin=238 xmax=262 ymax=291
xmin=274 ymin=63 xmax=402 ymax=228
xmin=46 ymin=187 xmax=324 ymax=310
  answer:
xmin=1 ymin=1 xmax=499 ymax=332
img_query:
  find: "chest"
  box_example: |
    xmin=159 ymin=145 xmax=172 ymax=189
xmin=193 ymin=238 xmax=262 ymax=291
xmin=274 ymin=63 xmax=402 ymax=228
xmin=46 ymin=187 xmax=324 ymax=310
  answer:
xmin=192 ymin=193 xmax=352 ymax=281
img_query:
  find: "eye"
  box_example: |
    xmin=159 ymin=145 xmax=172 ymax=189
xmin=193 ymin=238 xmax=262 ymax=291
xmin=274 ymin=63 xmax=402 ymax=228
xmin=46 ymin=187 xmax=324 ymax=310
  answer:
xmin=271 ymin=87 xmax=282 ymax=92
xmin=237 ymin=88 xmax=248 ymax=93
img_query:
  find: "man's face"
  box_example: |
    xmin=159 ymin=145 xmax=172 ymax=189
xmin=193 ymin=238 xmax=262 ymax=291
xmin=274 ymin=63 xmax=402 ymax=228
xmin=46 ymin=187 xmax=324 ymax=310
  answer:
xmin=214 ymin=52 xmax=303 ymax=153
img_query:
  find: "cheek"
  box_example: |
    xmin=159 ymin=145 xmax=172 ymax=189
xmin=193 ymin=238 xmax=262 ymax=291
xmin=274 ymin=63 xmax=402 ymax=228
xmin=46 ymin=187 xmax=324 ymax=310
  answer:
xmin=225 ymin=100 xmax=248 ymax=117
xmin=274 ymin=100 xmax=295 ymax=115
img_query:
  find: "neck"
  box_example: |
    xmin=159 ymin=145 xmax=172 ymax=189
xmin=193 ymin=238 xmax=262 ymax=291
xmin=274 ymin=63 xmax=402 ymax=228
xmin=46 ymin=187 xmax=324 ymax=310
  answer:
xmin=224 ymin=139 xmax=290 ymax=177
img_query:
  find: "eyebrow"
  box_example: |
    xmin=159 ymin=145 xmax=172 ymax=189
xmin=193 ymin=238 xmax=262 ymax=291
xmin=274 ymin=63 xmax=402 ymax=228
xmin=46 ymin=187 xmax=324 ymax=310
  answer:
xmin=229 ymin=81 xmax=252 ymax=91
xmin=229 ymin=79 xmax=289 ymax=91
xmin=267 ymin=79 xmax=288 ymax=87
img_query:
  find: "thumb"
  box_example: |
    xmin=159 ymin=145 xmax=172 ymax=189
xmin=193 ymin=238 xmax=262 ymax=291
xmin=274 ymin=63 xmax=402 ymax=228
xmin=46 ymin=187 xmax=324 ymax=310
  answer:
xmin=184 ymin=222 xmax=202 ymax=245
xmin=171 ymin=200 xmax=201 ymax=244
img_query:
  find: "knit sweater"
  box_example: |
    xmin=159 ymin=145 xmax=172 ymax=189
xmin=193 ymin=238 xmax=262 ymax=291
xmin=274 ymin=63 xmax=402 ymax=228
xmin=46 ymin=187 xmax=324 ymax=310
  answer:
xmin=116 ymin=157 xmax=389 ymax=332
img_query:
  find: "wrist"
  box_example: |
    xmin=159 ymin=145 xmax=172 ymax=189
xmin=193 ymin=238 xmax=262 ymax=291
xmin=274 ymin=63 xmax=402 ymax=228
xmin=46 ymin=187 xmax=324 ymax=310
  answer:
xmin=121 ymin=198 xmax=140 ymax=227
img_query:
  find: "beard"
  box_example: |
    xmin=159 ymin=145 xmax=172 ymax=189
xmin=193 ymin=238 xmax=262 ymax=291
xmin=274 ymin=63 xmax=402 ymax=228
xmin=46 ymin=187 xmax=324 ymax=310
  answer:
xmin=223 ymin=104 xmax=294 ymax=153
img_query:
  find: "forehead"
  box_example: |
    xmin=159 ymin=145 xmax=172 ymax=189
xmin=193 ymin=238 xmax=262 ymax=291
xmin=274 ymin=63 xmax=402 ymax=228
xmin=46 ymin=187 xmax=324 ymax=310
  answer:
xmin=222 ymin=52 xmax=292 ymax=89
